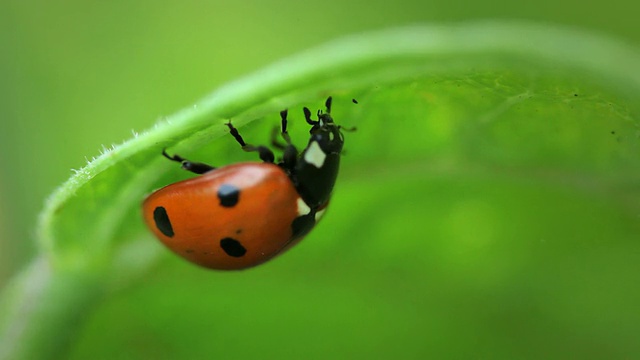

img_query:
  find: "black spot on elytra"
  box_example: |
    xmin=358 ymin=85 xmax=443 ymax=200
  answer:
xmin=352 ymin=98 xmax=359 ymax=104
xmin=291 ymin=213 xmax=315 ymax=240
xmin=220 ymin=237 xmax=246 ymax=257
xmin=153 ymin=206 xmax=174 ymax=237
xmin=218 ymin=184 xmax=240 ymax=207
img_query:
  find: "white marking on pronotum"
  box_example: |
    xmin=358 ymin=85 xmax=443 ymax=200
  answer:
xmin=315 ymin=208 xmax=327 ymax=222
xmin=297 ymin=198 xmax=311 ymax=216
xmin=304 ymin=141 xmax=326 ymax=168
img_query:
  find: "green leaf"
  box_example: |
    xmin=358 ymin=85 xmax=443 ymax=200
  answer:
xmin=2 ymin=22 xmax=640 ymax=359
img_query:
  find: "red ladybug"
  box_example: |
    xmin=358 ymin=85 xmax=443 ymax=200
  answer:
xmin=143 ymin=97 xmax=349 ymax=270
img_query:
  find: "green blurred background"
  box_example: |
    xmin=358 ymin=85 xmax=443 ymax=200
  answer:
xmin=2 ymin=0 xmax=638 ymax=285
xmin=1 ymin=0 xmax=639 ymax=358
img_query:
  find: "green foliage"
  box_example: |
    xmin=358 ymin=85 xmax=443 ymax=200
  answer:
xmin=2 ymin=23 xmax=640 ymax=359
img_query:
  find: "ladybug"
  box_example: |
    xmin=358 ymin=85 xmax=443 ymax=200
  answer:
xmin=143 ymin=97 xmax=350 ymax=270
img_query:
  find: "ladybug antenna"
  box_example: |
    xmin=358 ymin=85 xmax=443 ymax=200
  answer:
xmin=338 ymin=125 xmax=356 ymax=132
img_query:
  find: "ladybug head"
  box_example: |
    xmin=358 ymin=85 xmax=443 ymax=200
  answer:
xmin=304 ymin=97 xmax=345 ymax=154
xmin=292 ymin=96 xmax=353 ymax=208
xmin=315 ymin=111 xmax=335 ymax=129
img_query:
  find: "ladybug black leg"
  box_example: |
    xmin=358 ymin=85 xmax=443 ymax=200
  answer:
xmin=277 ymin=109 xmax=297 ymax=171
xmin=269 ymin=110 xmax=291 ymax=151
xmin=226 ymin=122 xmax=275 ymax=163
xmin=324 ymin=96 xmax=332 ymax=114
xmin=270 ymin=127 xmax=287 ymax=150
xmin=303 ymin=107 xmax=319 ymax=126
xmin=279 ymin=109 xmax=294 ymax=145
xmin=162 ymin=149 xmax=216 ymax=174
xmin=244 ymin=145 xmax=275 ymax=163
